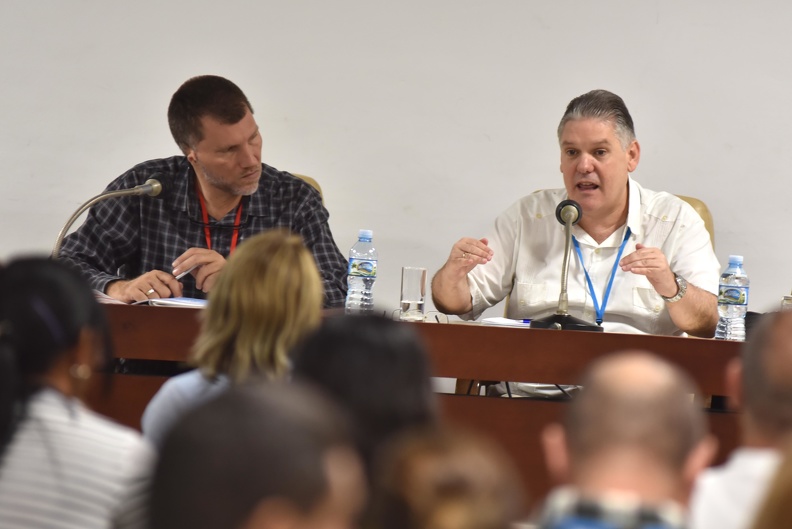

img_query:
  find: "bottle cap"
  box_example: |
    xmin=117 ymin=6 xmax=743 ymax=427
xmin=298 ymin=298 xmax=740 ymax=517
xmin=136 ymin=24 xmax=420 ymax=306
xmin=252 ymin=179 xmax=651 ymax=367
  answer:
xmin=358 ymin=229 xmax=373 ymax=239
xmin=728 ymin=254 xmax=744 ymax=265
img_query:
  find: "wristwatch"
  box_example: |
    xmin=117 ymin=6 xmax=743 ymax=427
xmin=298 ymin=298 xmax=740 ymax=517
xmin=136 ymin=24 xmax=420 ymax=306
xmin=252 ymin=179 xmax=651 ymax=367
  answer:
xmin=661 ymin=273 xmax=688 ymax=303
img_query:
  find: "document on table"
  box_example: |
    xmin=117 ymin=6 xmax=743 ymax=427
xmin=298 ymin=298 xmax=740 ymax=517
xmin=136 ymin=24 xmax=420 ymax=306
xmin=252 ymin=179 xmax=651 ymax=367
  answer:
xmin=148 ymin=297 xmax=207 ymax=308
xmin=481 ymin=317 xmax=531 ymax=328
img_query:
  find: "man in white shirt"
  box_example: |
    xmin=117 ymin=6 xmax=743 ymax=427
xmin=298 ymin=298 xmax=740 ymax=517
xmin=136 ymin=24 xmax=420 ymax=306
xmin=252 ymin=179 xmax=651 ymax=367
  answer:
xmin=432 ymin=89 xmax=719 ymax=337
xmin=689 ymin=311 xmax=792 ymax=529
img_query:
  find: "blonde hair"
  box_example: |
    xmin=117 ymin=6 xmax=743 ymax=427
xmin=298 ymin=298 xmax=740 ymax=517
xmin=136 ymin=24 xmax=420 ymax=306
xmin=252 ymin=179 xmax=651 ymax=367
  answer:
xmin=192 ymin=230 xmax=323 ymax=382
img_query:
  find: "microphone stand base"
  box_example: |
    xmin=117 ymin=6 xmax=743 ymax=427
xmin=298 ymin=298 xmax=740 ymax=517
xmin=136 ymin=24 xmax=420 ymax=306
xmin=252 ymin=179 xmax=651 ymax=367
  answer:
xmin=530 ymin=314 xmax=604 ymax=332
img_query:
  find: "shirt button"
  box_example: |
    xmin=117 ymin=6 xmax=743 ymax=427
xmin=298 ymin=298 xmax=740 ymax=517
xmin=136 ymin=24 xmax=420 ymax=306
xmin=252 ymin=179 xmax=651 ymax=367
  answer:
xmin=662 ymin=215 xmax=668 ymax=221
xmin=654 ymin=305 xmax=662 ymax=313
xmin=536 ymin=213 xmax=543 ymax=219
xmin=594 ymin=248 xmax=601 ymax=255
xmin=519 ymin=299 xmax=526 ymax=306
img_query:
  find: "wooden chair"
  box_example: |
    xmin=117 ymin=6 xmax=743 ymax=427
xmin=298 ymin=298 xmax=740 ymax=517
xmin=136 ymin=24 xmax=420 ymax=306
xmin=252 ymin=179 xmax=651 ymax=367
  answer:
xmin=677 ymin=195 xmax=715 ymax=249
xmin=292 ymin=173 xmax=324 ymax=204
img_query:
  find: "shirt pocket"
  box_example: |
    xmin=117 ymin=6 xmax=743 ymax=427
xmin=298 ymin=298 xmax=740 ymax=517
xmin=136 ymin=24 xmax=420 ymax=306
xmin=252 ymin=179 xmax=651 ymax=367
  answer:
xmin=516 ymin=282 xmax=548 ymax=307
xmin=633 ymin=286 xmax=664 ymax=316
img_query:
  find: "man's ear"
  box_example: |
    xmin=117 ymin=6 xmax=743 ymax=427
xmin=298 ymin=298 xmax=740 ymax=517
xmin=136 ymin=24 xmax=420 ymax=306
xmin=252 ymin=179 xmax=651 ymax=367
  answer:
xmin=626 ymin=140 xmax=641 ymax=172
xmin=725 ymin=357 xmax=743 ymax=411
xmin=682 ymin=434 xmax=718 ymax=503
xmin=542 ymin=423 xmax=570 ymax=484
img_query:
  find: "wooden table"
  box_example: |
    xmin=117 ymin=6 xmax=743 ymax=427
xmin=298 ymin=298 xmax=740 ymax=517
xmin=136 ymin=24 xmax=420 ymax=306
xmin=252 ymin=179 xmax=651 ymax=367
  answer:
xmin=89 ymin=304 xmax=742 ymax=504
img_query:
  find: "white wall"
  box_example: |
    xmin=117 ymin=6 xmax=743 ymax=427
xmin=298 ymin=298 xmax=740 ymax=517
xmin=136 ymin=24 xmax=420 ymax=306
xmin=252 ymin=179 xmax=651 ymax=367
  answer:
xmin=1 ymin=0 xmax=789 ymax=316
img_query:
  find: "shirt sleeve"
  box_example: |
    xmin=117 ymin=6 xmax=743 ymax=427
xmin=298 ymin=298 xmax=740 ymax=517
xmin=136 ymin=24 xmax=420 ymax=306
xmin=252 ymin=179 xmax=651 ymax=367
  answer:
xmin=293 ymin=187 xmax=349 ymax=309
xmin=465 ymin=201 xmax=523 ymax=320
xmin=58 ymin=174 xmax=144 ymax=293
xmin=140 ymin=376 xmax=190 ymax=449
xmin=665 ymin=200 xmax=721 ymax=296
xmin=111 ymin=438 xmax=156 ymax=529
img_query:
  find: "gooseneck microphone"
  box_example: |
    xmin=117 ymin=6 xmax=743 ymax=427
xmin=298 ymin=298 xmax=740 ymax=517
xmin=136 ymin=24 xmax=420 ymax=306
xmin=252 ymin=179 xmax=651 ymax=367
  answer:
xmin=51 ymin=178 xmax=162 ymax=259
xmin=555 ymin=199 xmax=581 ymax=315
xmin=530 ymin=199 xmax=603 ymax=332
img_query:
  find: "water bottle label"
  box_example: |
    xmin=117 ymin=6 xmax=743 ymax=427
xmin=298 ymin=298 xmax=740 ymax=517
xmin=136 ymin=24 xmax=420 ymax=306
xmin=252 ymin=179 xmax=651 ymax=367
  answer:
xmin=348 ymin=258 xmax=377 ymax=278
xmin=718 ymin=286 xmax=748 ymax=306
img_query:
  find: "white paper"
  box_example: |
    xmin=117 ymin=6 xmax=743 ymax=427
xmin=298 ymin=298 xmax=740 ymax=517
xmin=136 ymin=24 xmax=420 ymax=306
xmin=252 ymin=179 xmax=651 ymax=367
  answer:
xmin=481 ymin=317 xmax=531 ymax=328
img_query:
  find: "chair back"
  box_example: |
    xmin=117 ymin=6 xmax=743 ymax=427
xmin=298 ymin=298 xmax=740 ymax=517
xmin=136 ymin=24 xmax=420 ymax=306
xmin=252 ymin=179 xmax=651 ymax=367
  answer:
xmin=676 ymin=195 xmax=714 ymax=249
xmin=293 ymin=173 xmax=324 ymax=204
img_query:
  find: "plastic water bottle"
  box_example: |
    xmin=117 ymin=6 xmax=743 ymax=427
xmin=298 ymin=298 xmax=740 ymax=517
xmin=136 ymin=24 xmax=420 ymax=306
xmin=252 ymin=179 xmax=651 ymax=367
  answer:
xmin=715 ymin=255 xmax=749 ymax=341
xmin=345 ymin=229 xmax=377 ymax=315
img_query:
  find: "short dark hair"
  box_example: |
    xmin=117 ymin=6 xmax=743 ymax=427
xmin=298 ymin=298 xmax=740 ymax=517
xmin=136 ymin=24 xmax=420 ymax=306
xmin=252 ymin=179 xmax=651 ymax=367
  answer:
xmin=291 ymin=315 xmax=438 ymax=480
xmin=557 ymin=89 xmax=636 ymax=149
xmin=741 ymin=311 xmax=792 ymax=438
xmin=149 ymin=383 xmax=351 ymax=529
xmin=167 ymin=75 xmax=253 ymax=153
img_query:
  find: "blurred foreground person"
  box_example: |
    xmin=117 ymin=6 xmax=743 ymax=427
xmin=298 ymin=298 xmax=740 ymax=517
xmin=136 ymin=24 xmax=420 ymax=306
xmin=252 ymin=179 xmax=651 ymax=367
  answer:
xmin=691 ymin=311 xmax=792 ymax=529
xmin=142 ymin=229 xmax=324 ymax=446
xmin=539 ymin=352 xmax=716 ymax=529
xmin=149 ymin=383 xmax=366 ymax=529
xmin=372 ymin=427 xmax=526 ymax=529
xmin=292 ymin=315 xmax=438 ymax=483
xmin=0 ymin=257 xmax=153 ymax=529
xmin=748 ymin=440 xmax=792 ymax=529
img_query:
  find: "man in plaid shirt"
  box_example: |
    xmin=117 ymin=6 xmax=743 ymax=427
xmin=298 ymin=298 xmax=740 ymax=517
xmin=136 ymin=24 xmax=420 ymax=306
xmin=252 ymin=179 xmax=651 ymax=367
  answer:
xmin=59 ymin=75 xmax=348 ymax=308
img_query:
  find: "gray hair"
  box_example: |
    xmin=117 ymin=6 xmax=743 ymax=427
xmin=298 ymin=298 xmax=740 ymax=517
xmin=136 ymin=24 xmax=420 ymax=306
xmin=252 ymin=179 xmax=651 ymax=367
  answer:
xmin=557 ymin=89 xmax=636 ymax=150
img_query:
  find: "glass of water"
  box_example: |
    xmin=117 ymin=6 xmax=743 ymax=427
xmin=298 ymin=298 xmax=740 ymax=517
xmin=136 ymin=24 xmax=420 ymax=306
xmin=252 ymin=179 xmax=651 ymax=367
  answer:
xmin=399 ymin=267 xmax=427 ymax=322
xmin=781 ymin=295 xmax=792 ymax=310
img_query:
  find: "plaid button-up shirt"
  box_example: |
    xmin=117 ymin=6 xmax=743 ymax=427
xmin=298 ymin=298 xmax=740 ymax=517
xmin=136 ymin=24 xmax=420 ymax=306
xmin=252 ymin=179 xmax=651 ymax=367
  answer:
xmin=59 ymin=156 xmax=348 ymax=307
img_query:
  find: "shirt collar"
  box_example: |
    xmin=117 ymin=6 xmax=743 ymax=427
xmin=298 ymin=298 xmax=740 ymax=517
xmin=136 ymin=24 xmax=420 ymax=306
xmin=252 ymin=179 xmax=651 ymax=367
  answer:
xmin=626 ymin=176 xmax=643 ymax=240
xmin=567 ymin=176 xmax=641 ymax=248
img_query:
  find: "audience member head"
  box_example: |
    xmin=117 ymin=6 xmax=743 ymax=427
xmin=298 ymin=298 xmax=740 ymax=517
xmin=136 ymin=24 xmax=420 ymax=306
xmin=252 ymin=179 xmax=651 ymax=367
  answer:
xmin=192 ymin=229 xmax=323 ymax=382
xmin=729 ymin=310 xmax=792 ymax=446
xmin=150 ymin=382 xmax=366 ymax=529
xmin=542 ymin=351 xmax=715 ymax=504
xmin=0 ymin=257 xmax=111 ymax=451
xmin=168 ymin=74 xmax=254 ymax=153
xmin=372 ymin=427 xmax=525 ymax=529
xmin=557 ymin=89 xmax=636 ymax=149
xmin=291 ymin=315 xmax=438 ymax=480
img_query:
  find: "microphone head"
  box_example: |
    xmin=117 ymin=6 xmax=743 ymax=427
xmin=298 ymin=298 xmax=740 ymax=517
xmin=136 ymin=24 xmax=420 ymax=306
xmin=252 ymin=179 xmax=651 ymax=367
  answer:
xmin=143 ymin=178 xmax=162 ymax=197
xmin=555 ymin=199 xmax=581 ymax=226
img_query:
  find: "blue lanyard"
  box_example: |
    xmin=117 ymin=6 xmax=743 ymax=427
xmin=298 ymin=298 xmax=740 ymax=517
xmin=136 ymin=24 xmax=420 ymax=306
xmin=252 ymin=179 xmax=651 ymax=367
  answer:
xmin=572 ymin=227 xmax=632 ymax=325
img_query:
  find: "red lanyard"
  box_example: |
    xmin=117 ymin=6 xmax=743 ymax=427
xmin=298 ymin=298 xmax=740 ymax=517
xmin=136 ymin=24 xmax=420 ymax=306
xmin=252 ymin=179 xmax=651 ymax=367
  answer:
xmin=196 ymin=186 xmax=243 ymax=255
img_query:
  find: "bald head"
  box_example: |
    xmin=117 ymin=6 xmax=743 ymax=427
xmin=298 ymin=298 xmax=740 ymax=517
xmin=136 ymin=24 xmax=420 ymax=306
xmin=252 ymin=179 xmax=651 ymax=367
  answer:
xmin=565 ymin=352 xmax=706 ymax=471
xmin=741 ymin=311 xmax=792 ymax=439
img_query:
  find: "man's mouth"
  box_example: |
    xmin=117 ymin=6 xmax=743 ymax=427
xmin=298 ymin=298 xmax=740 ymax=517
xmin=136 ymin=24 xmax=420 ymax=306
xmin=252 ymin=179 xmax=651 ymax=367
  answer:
xmin=577 ymin=182 xmax=599 ymax=190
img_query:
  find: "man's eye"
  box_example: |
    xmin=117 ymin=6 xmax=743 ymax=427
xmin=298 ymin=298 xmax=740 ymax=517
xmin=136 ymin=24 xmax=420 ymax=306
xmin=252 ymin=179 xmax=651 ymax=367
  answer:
xmin=565 ymin=149 xmax=577 ymax=156
xmin=595 ymin=149 xmax=607 ymax=156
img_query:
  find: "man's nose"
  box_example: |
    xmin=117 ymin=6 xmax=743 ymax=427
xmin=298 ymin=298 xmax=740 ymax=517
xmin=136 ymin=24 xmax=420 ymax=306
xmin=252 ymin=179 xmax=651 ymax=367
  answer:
xmin=238 ymin=143 xmax=260 ymax=167
xmin=577 ymin=153 xmax=594 ymax=173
